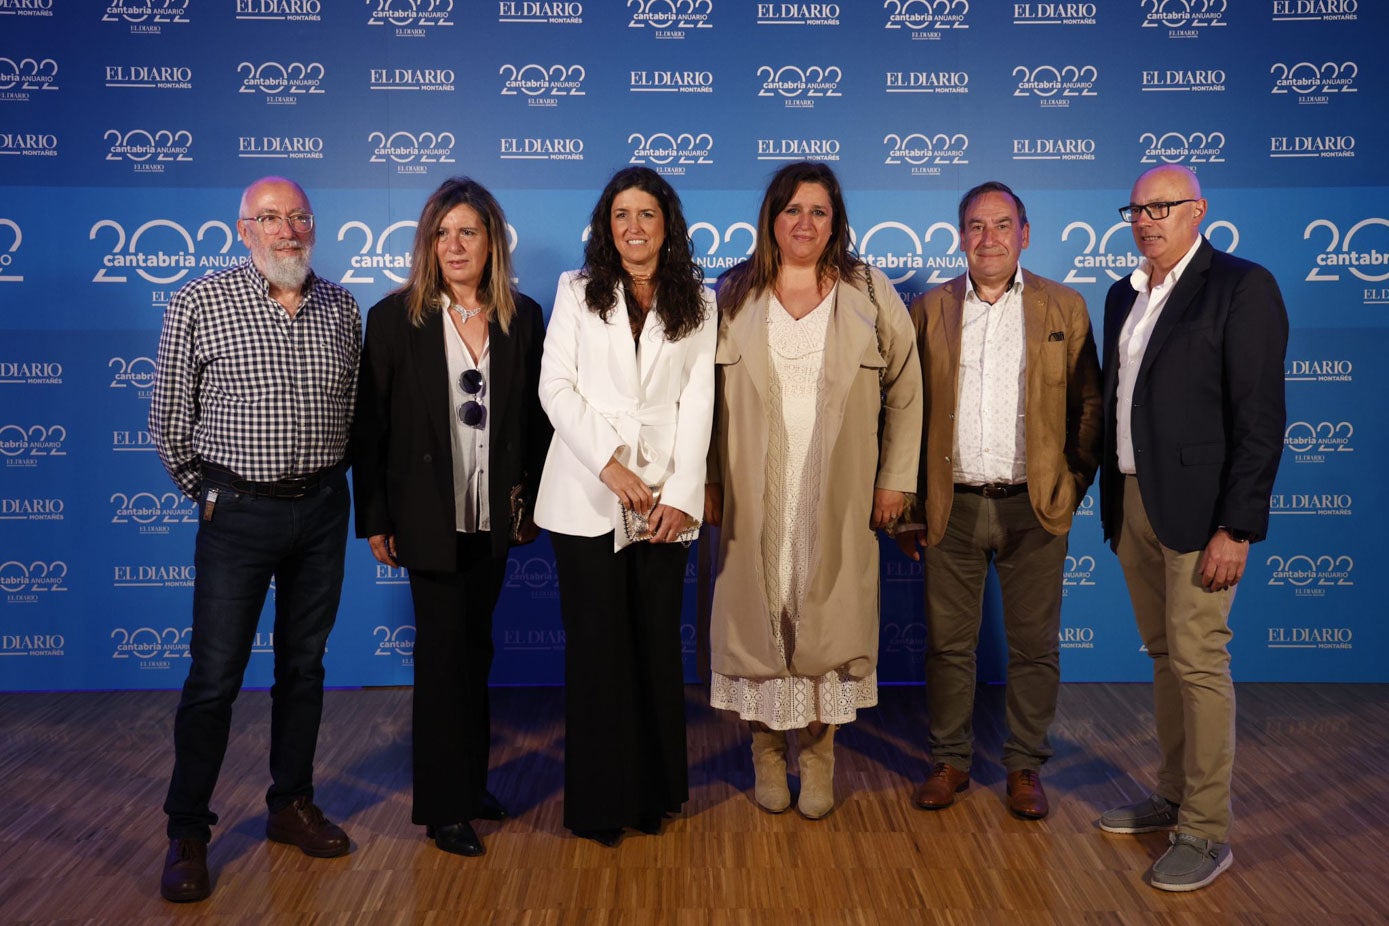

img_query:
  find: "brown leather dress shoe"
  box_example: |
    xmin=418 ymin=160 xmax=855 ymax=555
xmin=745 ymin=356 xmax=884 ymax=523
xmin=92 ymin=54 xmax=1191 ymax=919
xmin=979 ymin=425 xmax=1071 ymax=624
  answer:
xmin=913 ymin=762 xmax=970 ymax=810
xmin=1006 ymin=768 xmax=1050 ymax=819
xmin=160 ymin=837 xmax=211 ymax=903
xmin=266 ymin=796 xmax=351 ymax=857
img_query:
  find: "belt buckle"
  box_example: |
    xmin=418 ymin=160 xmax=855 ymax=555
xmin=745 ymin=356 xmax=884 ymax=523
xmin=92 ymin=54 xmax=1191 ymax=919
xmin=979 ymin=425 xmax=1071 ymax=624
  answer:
xmin=980 ymin=483 xmax=1008 ymax=499
xmin=277 ymin=474 xmax=310 ymax=497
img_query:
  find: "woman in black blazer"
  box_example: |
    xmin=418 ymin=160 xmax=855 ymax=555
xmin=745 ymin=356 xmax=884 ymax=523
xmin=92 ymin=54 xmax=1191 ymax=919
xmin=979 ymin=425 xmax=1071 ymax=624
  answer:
xmin=353 ymin=178 xmax=550 ymax=857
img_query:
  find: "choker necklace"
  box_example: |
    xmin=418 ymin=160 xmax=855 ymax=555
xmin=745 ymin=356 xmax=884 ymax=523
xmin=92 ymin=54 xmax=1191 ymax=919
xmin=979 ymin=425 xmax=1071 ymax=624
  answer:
xmin=628 ymin=273 xmax=653 ymax=287
xmin=451 ymin=303 xmax=483 ymax=321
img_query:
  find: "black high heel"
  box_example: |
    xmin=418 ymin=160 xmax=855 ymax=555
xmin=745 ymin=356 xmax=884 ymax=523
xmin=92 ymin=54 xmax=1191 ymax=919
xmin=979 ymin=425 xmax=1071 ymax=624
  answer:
xmin=475 ymin=790 xmax=510 ymax=822
xmin=425 ymin=822 xmax=485 ymax=857
xmin=634 ymin=812 xmax=664 ymax=835
xmin=571 ymin=827 xmax=623 ymax=848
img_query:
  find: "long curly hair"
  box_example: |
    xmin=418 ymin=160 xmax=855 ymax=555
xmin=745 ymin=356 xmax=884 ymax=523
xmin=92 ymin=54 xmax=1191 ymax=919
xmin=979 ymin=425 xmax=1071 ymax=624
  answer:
xmin=718 ymin=161 xmax=865 ymax=318
xmin=398 ymin=177 xmax=517 ymax=332
xmin=580 ymin=166 xmax=705 ymax=342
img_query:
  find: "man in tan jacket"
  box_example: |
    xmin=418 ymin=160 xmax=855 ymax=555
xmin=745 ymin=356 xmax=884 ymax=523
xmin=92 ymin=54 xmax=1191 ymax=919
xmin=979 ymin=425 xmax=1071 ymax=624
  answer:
xmin=896 ymin=181 xmax=1102 ymax=819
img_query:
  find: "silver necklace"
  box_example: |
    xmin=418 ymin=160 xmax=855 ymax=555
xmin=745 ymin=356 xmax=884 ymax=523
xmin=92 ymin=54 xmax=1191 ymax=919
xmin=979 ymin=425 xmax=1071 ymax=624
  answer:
xmin=451 ymin=303 xmax=483 ymax=322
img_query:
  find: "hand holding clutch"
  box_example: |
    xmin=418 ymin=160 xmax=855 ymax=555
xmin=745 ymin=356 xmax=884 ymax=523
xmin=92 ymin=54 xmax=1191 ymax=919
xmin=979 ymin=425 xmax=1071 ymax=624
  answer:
xmin=622 ymin=488 xmax=700 ymax=546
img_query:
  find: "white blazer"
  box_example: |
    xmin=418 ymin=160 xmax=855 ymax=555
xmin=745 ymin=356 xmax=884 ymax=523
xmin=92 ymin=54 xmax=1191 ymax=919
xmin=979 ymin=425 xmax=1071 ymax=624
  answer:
xmin=535 ymin=270 xmax=717 ymax=548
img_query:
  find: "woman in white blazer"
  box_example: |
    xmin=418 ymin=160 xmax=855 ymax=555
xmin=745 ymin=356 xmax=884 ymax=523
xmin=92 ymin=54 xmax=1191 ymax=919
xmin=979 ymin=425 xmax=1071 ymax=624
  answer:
xmin=534 ymin=167 xmax=716 ymax=846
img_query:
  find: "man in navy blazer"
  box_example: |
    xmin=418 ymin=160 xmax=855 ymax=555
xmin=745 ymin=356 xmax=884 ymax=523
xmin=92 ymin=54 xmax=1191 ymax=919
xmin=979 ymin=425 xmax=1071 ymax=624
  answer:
xmin=1097 ymin=165 xmax=1287 ymax=892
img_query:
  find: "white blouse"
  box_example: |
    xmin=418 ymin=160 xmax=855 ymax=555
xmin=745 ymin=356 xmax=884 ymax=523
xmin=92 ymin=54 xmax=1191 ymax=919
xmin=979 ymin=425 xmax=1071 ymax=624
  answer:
xmin=443 ymin=305 xmax=491 ymax=533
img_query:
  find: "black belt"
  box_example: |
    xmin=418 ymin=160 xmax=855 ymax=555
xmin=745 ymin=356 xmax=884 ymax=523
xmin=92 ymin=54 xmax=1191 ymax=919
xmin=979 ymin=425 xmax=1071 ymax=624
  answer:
xmin=954 ymin=481 xmax=1028 ymax=499
xmin=202 ymin=461 xmax=342 ymax=499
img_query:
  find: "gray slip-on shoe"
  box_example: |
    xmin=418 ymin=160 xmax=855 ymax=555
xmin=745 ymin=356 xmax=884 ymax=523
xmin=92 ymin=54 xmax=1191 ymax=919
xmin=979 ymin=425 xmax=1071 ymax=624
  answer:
xmin=1099 ymin=793 xmax=1179 ymax=834
xmin=1149 ymin=832 xmax=1233 ymax=892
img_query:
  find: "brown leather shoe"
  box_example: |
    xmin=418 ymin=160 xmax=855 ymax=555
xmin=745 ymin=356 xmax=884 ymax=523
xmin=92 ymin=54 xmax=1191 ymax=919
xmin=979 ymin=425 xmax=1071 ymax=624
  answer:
xmin=1006 ymin=768 xmax=1050 ymax=820
xmin=266 ymin=796 xmax=350 ymax=858
xmin=913 ymin=762 xmax=970 ymax=810
xmin=160 ymin=838 xmax=210 ymax=903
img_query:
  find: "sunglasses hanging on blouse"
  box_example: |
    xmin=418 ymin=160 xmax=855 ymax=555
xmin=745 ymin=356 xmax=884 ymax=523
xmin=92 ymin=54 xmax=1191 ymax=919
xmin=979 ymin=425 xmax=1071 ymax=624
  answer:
xmin=457 ymin=368 xmax=486 ymax=429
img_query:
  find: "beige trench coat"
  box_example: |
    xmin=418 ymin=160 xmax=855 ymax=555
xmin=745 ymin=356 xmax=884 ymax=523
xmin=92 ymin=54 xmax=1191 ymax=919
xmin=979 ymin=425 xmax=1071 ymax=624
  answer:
xmin=707 ymin=266 xmax=922 ymax=680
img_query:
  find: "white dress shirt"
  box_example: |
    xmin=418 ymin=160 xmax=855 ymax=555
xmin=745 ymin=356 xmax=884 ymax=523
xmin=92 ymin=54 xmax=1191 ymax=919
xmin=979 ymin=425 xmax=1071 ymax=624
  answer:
xmin=443 ymin=305 xmax=490 ymax=532
xmin=953 ymin=266 xmax=1027 ymax=485
xmin=1116 ymin=235 xmax=1204 ymax=475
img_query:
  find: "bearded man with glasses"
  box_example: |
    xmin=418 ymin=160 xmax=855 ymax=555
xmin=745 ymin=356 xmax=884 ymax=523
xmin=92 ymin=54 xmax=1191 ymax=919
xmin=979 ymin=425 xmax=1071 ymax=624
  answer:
xmin=1097 ymin=164 xmax=1288 ymax=892
xmin=150 ymin=176 xmax=362 ymax=902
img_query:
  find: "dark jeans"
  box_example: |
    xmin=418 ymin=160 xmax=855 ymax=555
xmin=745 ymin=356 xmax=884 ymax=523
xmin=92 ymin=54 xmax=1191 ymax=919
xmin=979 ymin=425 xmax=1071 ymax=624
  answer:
xmin=164 ymin=468 xmax=349 ymax=842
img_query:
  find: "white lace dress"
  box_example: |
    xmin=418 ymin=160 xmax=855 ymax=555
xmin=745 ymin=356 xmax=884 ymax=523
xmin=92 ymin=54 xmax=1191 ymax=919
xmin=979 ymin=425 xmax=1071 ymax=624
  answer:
xmin=710 ymin=287 xmax=878 ymax=730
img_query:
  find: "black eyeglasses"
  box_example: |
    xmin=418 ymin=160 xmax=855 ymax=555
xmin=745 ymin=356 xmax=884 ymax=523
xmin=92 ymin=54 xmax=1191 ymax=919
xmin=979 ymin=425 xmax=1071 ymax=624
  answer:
xmin=1118 ymin=200 xmax=1197 ymax=223
xmin=457 ymin=369 xmax=486 ymax=428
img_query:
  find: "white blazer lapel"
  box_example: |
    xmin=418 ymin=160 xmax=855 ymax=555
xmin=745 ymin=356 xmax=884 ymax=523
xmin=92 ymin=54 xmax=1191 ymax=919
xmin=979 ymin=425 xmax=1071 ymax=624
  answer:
xmin=604 ymin=286 xmax=642 ymax=400
xmin=636 ymin=303 xmax=667 ymax=397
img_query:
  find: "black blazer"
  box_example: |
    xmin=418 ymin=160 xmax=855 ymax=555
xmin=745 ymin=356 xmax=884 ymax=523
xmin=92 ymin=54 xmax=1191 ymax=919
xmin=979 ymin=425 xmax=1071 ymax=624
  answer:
xmin=352 ymin=291 xmax=551 ymax=572
xmin=1099 ymin=238 xmax=1288 ymax=554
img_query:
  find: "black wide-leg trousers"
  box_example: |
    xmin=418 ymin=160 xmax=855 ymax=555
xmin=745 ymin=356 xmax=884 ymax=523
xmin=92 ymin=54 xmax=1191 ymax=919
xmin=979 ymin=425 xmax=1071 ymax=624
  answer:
xmin=550 ymin=531 xmax=690 ymax=832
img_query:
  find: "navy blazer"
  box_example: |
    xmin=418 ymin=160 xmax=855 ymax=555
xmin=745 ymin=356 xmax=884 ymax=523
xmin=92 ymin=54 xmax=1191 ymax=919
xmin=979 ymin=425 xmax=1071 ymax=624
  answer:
xmin=1099 ymin=238 xmax=1288 ymax=554
xmin=352 ymin=291 xmax=551 ymax=572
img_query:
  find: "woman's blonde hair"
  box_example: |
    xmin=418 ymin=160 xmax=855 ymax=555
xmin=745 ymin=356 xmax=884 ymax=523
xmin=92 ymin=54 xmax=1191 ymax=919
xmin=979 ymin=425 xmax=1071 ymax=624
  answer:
xmin=399 ymin=177 xmax=516 ymax=332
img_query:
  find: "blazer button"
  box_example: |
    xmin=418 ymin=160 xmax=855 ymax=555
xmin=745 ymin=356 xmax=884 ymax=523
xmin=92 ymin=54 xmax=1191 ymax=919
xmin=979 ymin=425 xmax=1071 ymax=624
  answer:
xmin=423 ymin=453 xmax=433 ymax=463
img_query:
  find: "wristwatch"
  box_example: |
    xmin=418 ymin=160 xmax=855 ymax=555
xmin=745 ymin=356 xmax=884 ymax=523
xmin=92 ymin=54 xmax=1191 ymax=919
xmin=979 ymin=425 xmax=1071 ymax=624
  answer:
xmin=1221 ymin=527 xmax=1254 ymax=543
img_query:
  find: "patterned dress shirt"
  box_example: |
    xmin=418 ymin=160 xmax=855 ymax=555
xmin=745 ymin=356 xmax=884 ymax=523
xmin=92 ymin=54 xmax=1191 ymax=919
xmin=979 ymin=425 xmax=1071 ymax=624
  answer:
xmin=150 ymin=258 xmax=362 ymax=498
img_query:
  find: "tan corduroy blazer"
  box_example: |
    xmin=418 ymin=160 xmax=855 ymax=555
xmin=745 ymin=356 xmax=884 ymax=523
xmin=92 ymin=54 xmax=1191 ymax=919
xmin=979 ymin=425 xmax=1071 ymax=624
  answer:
xmin=909 ymin=269 xmax=1103 ymax=547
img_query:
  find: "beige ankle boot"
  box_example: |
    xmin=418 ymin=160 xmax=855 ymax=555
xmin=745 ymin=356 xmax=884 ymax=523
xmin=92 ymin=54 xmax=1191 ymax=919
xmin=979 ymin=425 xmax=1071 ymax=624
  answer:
xmin=796 ymin=725 xmax=836 ymax=819
xmin=750 ymin=730 xmax=791 ymax=813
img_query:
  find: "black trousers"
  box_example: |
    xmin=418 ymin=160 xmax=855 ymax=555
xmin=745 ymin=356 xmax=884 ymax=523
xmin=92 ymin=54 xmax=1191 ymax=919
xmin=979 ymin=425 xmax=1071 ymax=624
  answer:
xmin=550 ymin=531 xmax=690 ymax=832
xmin=406 ymin=531 xmax=506 ymax=826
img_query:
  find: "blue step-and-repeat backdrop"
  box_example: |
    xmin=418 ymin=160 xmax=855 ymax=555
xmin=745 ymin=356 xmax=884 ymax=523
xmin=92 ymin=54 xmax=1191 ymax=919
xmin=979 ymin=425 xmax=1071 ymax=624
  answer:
xmin=2 ymin=1 xmax=1385 ymax=690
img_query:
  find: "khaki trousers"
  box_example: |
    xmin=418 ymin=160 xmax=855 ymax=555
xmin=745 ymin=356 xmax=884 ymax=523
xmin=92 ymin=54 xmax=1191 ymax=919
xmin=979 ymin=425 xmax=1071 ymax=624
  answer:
xmin=1116 ymin=475 xmax=1235 ymax=843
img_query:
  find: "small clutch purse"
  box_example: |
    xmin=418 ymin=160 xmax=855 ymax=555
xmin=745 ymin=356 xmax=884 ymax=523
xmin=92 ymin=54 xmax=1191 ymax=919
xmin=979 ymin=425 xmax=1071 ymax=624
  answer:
xmin=508 ymin=483 xmax=531 ymax=544
xmin=622 ymin=487 xmax=701 ymax=546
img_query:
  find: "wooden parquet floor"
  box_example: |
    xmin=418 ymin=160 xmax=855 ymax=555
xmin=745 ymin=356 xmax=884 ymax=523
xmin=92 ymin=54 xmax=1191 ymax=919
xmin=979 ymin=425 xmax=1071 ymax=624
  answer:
xmin=0 ymin=683 xmax=1386 ymax=925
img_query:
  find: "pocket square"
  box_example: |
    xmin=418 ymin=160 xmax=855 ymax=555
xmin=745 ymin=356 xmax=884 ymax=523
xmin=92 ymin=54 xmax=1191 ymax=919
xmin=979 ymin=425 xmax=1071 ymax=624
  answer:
xmin=1047 ymin=330 xmax=1065 ymax=341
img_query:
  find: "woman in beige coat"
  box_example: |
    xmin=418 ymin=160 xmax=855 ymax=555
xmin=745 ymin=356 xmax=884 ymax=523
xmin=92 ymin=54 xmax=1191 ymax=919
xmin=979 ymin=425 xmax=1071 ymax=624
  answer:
xmin=704 ymin=162 xmax=922 ymax=818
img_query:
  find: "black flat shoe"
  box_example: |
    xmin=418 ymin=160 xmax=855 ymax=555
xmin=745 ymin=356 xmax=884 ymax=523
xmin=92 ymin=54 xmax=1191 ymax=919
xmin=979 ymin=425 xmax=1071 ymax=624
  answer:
xmin=635 ymin=813 xmax=664 ymax=835
xmin=572 ymin=827 xmax=623 ymax=848
xmin=425 ymin=822 xmax=485 ymax=857
xmin=475 ymin=790 xmax=510 ymax=822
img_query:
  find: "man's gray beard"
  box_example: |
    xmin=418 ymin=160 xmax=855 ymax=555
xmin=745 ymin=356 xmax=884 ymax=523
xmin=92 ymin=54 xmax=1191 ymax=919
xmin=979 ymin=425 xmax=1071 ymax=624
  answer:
xmin=260 ymin=245 xmax=313 ymax=290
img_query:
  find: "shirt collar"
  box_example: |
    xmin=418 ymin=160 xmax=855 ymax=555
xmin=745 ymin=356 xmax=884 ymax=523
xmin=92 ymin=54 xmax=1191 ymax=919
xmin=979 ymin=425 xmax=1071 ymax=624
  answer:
xmin=1130 ymin=235 xmax=1203 ymax=293
xmin=965 ymin=264 xmax=1025 ymax=304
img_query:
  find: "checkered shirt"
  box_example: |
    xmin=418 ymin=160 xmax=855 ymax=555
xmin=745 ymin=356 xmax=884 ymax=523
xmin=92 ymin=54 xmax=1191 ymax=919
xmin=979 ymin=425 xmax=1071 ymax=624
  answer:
xmin=150 ymin=258 xmax=362 ymax=499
